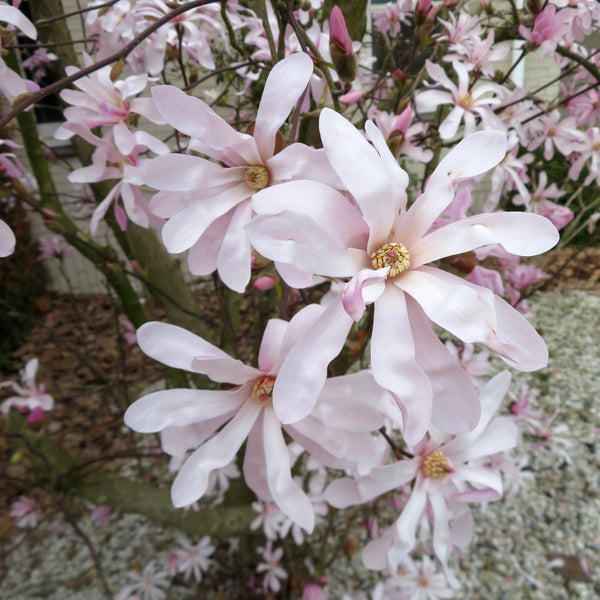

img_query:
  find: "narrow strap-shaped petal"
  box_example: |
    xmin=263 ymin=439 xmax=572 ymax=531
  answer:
xmin=263 ymin=408 xmax=315 ymax=532
xmin=124 ymin=387 xmax=246 ymax=432
xmin=411 ymin=211 xmax=559 ymax=268
xmin=371 ymin=285 xmax=432 ymax=445
xmin=396 ymin=130 xmax=507 ymax=248
xmin=319 ymin=108 xmax=395 ymax=252
xmin=273 ymin=295 xmax=353 ymax=424
xmin=254 ymin=52 xmax=313 ymax=163
xmin=0 ymin=220 xmax=15 ymax=258
xmin=171 ymin=398 xmax=261 ymax=507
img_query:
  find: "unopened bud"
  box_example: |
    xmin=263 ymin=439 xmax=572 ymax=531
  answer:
xmin=110 ymin=59 xmax=125 ymax=82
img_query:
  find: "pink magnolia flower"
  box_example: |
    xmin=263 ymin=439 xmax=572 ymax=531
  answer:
xmin=54 ymin=53 xmax=165 ymax=136
xmin=124 ymin=307 xmax=386 ymax=532
xmin=518 ymin=5 xmax=568 ymax=56
xmin=126 ymin=561 xmax=169 ymax=600
xmin=325 ymin=372 xmax=518 ymax=570
xmin=415 ymin=60 xmax=503 ymax=139
xmin=10 ymin=495 xmax=40 ymax=528
xmin=0 ymin=358 xmax=54 ymax=415
xmin=175 ymin=534 xmax=215 ymax=583
xmin=256 ymin=542 xmax=287 ymax=593
xmin=247 ymin=110 xmax=558 ymax=442
xmin=387 ymin=555 xmax=455 ymax=599
xmin=0 ymin=219 xmax=15 ymax=257
xmin=37 ymin=235 xmax=72 ymax=261
xmin=0 ymin=2 xmax=40 ymax=103
xmin=142 ymin=52 xmax=337 ymax=292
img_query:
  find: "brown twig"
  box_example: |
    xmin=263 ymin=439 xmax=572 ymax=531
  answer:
xmin=0 ymin=0 xmax=219 ymax=129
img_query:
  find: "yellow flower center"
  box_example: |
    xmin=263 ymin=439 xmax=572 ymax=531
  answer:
xmin=422 ymin=450 xmax=453 ymax=479
xmin=245 ymin=166 xmax=270 ymax=190
xmin=252 ymin=375 xmax=276 ymax=404
xmin=458 ymin=92 xmax=474 ymax=108
xmin=371 ymin=242 xmax=411 ymax=277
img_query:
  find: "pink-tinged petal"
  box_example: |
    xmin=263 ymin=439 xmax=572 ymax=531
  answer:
xmin=411 ymin=212 xmax=559 ymax=268
xmin=152 ymin=85 xmax=261 ymax=165
xmin=171 ymin=397 xmax=262 ymax=507
xmin=451 ymin=487 xmax=502 ymax=503
xmin=395 ymin=487 xmax=427 ymax=550
xmin=252 ymin=179 xmax=369 ymax=249
xmin=361 ymin=528 xmax=396 ymax=571
xmin=217 ymin=199 xmax=253 ymax=292
xmin=246 ymin=212 xmax=367 ymax=278
xmin=319 ymin=108 xmax=395 ymax=251
xmin=243 ymin=409 xmax=272 ymax=501
xmin=324 ymin=477 xmax=369 ymax=508
xmin=142 ymin=154 xmax=228 ymax=192
xmin=90 ymin=184 xmax=120 ymax=236
xmin=450 ymin=505 xmax=473 ymax=548
xmin=272 ymin=304 xmax=324 ymax=371
xmin=0 ymin=5 xmax=37 ymax=39
xmin=396 ymin=267 xmax=498 ymax=346
xmin=191 ymin=356 xmax=260 ymax=385
xmin=0 ymin=219 xmax=16 ymax=257
xmin=415 ymin=89 xmax=453 ymax=111
xmin=451 ymin=417 xmax=518 ymax=463
xmin=452 ymin=464 xmax=503 ymax=495
xmin=263 ymin=408 xmax=315 ymax=532
xmin=162 ymin=183 xmax=250 ymax=254
xmin=137 ymin=321 xmax=229 ymax=371
xmin=187 ymin=212 xmax=230 ymax=276
xmin=258 ymin=319 xmax=288 ymax=373
xmin=491 ymin=293 xmax=549 ymax=371
xmin=161 ymin=420 xmax=233 ymax=457
xmin=267 ymin=144 xmax=341 ymax=188
xmin=365 ymin=120 xmax=409 ymax=213
xmin=273 ymin=296 xmax=353 ymax=424
xmin=438 ymin=104 xmax=464 ymax=140
xmin=313 ymin=372 xmax=386 ymax=432
xmin=273 ymin=261 xmax=316 ymax=289
xmin=124 ymin=387 xmax=246 ymax=432
xmin=150 ymin=190 xmax=194 ymax=219
xmin=429 ymin=491 xmax=452 ymax=566
xmin=371 ymin=285 xmax=432 ymax=445
xmin=441 ymin=371 xmax=511 ymax=457
xmin=406 ymin=296 xmax=479 ymax=434
xmin=397 ymin=131 xmax=508 ymax=247
xmin=254 ymin=53 xmax=313 ymax=163
xmin=342 ymin=268 xmax=387 ymax=321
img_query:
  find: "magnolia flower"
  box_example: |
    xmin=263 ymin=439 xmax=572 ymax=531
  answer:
xmin=142 ymin=52 xmax=337 ymax=292
xmin=125 ymin=306 xmax=386 ymax=532
xmin=325 ymin=372 xmax=518 ymax=570
xmin=256 ymin=542 xmax=288 ymax=593
xmin=175 ymin=534 xmax=215 ymax=583
xmin=415 ymin=60 xmax=503 ymax=139
xmin=0 ymin=358 xmax=54 ymax=415
xmin=0 ymin=219 xmax=15 ymax=257
xmin=10 ymin=495 xmax=40 ymax=529
xmin=247 ymin=110 xmax=558 ymax=442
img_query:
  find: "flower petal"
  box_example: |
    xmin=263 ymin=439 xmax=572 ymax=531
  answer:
xmin=263 ymin=408 xmax=315 ymax=532
xmin=171 ymin=397 xmax=261 ymax=507
xmin=411 ymin=212 xmax=559 ymax=268
xmin=319 ymin=108 xmax=395 ymax=251
xmin=124 ymin=387 xmax=246 ymax=432
xmin=397 ymin=130 xmax=507 ymax=247
xmin=371 ymin=285 xmax=432 ymax=445
xmin=273 ymin=295 xmax=353 ymax=424
xmin=254 ymin=52 xmax=313 ymax=163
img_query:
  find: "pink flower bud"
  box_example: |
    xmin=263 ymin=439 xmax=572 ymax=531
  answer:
xmin=329 ymin=6 xmax=353 ymax=55
xmin=339 ymin=90 xmax=364 ymax=105
xmin=254 ymin=276 xmax=276 ymax=290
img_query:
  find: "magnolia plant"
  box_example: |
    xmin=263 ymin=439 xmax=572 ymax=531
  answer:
xmin=1 ymin=0 xmax=599 ymax=597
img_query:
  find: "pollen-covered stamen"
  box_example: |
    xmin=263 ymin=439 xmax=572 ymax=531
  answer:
xmin=371 ymin=242 xmax=411 ymax=278
xmin=422 ymin=450 xmax=454 ymax=479
xmin=245 ymin=166 xmax=270 ymax=190
xmin=252 ymin=375 xmax=276 ymax=404
xmin=458 ymin=92 xmax=474 ymax=108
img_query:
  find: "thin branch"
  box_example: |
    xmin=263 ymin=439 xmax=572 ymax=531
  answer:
xmin=35 ymin=0 xmax=119 ymax=26
xmin=0 ymin=0 xmax=219 ymax=129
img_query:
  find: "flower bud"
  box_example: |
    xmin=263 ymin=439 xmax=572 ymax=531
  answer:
xmin=329 ymin=6 xmax=357 ymax=84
